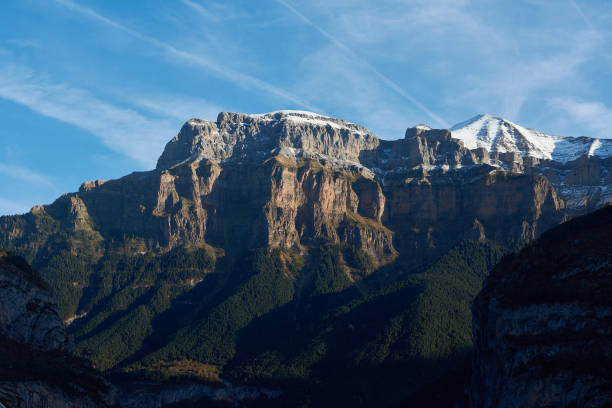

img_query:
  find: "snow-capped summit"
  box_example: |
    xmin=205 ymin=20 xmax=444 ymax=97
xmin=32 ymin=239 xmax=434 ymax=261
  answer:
xmin=450 ymin=114 xmax=612 ymax=164
xmin=244 ymin=110 xmax=373 ymax=136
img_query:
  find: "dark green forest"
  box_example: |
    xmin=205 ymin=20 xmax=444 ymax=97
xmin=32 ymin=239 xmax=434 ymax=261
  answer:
xmin=26 ymin=240 xmax=505 ymax=405
xmin=1 ymin=207 xmax=510 ymax=405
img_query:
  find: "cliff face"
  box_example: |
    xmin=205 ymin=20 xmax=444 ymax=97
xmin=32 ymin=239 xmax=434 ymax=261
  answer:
xmin=0 ymin=382 xmax=106 ymax=408
xmin=156 ymin=111 xmax=379 ymax=169
xmin=0 ymin=251 xmax=112 ymax=408
xmin=0 ymin=110 xmax=609 ymax=405
xmin=471 ymin=205 xmax=612 ymax=408
xmin=0 ymin=110 xmax=602 ymax=355
xmin=0 ymin=251 xmax=71 ymax=352
xmin=2 ymin=111 xmax=589 ymax=269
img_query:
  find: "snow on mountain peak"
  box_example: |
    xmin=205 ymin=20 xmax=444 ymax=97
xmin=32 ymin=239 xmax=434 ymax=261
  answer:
xmin=246 ymin=110 xmax=374 ymax=136
xmin=450 ymin=114 xmax=612 ymax=164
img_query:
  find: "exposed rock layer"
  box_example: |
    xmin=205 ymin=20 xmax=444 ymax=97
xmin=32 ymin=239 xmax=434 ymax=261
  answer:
xmin=0 ymin=110 xmax=609 ymax=406
xmin=0 ymin=252 xmax=112 ymax=408
xmin=0 ymin=251 xmax=71 ymax=352
xmin=1 ymin=110 xmax=608 ymax=317
xmin=471 ymin=205 xmax=612 ymax=408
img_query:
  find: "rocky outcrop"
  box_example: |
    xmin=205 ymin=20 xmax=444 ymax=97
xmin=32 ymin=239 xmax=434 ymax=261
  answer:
xmin=0 ymin=110 xmax=609 ymax=400
xmin=451 ymin=114 xmax=612 ymax=211
xmin=0 ymin=382 xmax=106 ymax=408
xmin=384 ymin=165 xmax=564 ymax=264
xmin=471 ymin=205 xmax=612 ymax=408
xmin=156 ymin=111 xmax=378 ymax=169
xmin=0 ymin=251 xmax=112 ymax=408
xmin=2 ymin=110 xmax=607 ymax=316
xmin=0 ymin=250 xmax=71 ymax=352
xmin=117 ymin=380 xmax=279 ymax=408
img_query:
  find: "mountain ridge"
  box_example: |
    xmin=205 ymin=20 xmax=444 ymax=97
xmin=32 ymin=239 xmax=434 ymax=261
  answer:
xmin=154 ymin=110 xmax=612 ymax=172
xmin=0 ymin=110 xmax=610 ymax=405
xmin=450 ymin=113 xmax=612 ymax=164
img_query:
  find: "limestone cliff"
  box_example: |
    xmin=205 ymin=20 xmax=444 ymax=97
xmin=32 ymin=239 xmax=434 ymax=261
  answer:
xmin=0 ymin=251 xmax=112 ymax=407
xmin=0 ymin=250 xmax=71 ymax=352
xmin=471 ymin=205 xmax=612 ymax=408
xmin=0 ymin=110 xmax=609 ymax=406
xmin=1 ymin=110 xmax=606 ymax=322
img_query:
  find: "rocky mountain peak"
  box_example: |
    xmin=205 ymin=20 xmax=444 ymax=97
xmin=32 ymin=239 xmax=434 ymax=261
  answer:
xmin=450 ymin=113 xmax=612 ymax=163
xmin=404 ymin=124 xmax=452 ymax=142
xmin=156 ymin=110 xmax=379 ymax=170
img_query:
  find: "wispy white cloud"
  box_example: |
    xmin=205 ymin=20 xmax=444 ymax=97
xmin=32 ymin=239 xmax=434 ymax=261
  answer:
xmin=182 ymin=0 xmax=221 ymax=22
xmin=568 ymin=0 xmax=593 ymax=28
xmin=124 ymin=93 xmax=222 ymax=122
xmin=295 ymin=45 xmax=413 ymax=138
xmin=287 ymin=0 xmax=610 ymax=135
xmin=5 ymin=39 xmax=41 ymax=49
xmin=0 ymin=197 xmax=29 ymax=216
xmin=0 ymin=163 xmax=57 ymax=191
xmin=550 ymin=97 xmax=612 ymax=139
xmin=181 ymin=0 xmax=248 ymax=22
xmin=0 ymin=62 xmax=176 ymax=168
xmin=451 ymin=28 xmax=601 ymax=121
xmin=181 ymin=0 xmax=218 ymax=21
xmin=54 ymin=0 xmax=318 ymax=111
xmin=275 ymin=0 xmax=449 ymax=128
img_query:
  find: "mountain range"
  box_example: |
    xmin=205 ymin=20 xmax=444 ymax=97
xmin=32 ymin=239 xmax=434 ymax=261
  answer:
xmin=0 ymin=110 xmax=610 ymax=406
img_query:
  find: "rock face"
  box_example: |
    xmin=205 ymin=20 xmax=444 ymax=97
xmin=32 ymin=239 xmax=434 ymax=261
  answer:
xmin=0 ymin=110 xmax=610 ymax=405
xmin=471 ymin=205 xmax=612 ymax=408
xmin=452 ymin=114 xmax=612 ymax=211
xmin=156 ymin=111 xmax=378 ymax=169
xmin=117 ymin=380 xmax=280 ymax=408
xmin=0 ymin=251 xmax=71 ymax=352
xmin=0 ymin=382 xmax=105 ymax=408
xmin=0 ymin=110 xmax=609 ymax=317
xmin=0 ymin=251 xmax=112 ymax=408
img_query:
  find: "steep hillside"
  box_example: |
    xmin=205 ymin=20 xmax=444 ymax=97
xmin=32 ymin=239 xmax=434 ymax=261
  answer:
xmin=0 ymin=251 xmax=112 ymax=407
xmin=471 ymin=205 xmax=612 ymax=408
xmin=0 ymin=110 xmax=609 ymax=405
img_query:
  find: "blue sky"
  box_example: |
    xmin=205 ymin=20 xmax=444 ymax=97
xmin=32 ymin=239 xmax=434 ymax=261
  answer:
xmin=1 ymin=0 xmax=611 ymax=215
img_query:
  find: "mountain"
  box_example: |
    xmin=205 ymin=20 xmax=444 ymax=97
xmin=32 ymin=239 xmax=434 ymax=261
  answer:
xmin=0 ymin=110 xmax=610 ymax=405
xmin=0 ymin=250 xmax=111 ymax=407
xmin=451 ymin=114 xmax=612 ymax=164
xmin=471 ymin=204 xmax=612 ymax=408
xmin=451 ymin=114 xmax=612 ymax=210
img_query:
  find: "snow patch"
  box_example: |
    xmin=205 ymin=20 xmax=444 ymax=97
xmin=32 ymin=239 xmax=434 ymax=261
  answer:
xmin=247 ymin=110 xmax=372 ymax=136
xmin=450 ymin=114 xmax=612 ymax=164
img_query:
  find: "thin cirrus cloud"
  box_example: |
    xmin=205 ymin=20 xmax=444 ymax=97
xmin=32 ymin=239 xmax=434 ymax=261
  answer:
xmin=568 ymin=0 xmax=593 ymax=28
xmin=0 ymin=163 xmax=57 ymax=191
xmin=54 ymin=0 xmax=319 ymax=112
xmin=0 ymin=197 xmax=30 ymax=216
xmin=5 ymin=39 xmax=41 ymax=49
xmin=453 ymin=28 xmax=602 ymax=121
xmin=551 ymin=97 xmax=612 ymax=139
xmin=0 ymin=62 xmax=177 ymax=168
xmin=275 ymin=0 xmax=450 ymax=129
xmin=290 ymin=0 xmax=610 ymax=136
xmin=124 ymin=93 xmax=222 ymax=122
xmin=181 ymin=0 xmax=221 ymax=22
xmin=295 ymin=45 xmax=414 ymax=138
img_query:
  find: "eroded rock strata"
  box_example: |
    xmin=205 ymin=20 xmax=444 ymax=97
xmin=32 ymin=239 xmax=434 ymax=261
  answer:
xmin=471 ymin=205 xmax=612 ymax=408
xmin=4 ymin=110 xmax=602 ymax=273
xmin=0 ymin=251 xmax=112 ymax=408
xmin=0 ymin=110 xmax=609 ymax=406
